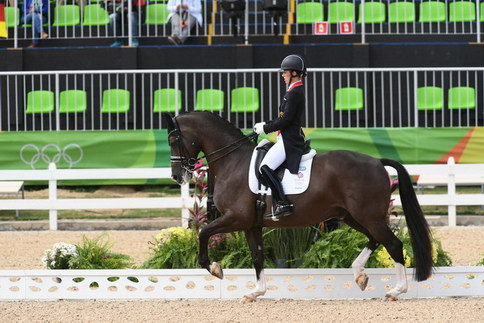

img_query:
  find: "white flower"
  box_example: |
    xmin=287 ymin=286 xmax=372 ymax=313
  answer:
xmin=41 ymin=242 xmax=78 ymax=269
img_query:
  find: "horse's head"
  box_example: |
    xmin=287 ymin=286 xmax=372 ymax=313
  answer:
xmin=164 ymin=113 xmax=201 ymax=185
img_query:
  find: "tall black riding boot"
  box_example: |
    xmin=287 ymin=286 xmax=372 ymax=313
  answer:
xmin=260 ymin=165 xmax=293 ymax=218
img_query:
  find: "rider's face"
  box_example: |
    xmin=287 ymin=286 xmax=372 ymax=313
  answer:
xmin=282 ymin=70 xmax=300 ymax=85
xmin=282 ymin=70 xmax=292 ymax=85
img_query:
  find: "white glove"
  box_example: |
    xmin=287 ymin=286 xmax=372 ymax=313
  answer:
xmin=253 ymin=122 xmax=266 ymax=134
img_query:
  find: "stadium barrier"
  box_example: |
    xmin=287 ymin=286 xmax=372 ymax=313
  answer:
xmin=2 ymin=0 xmax=484 ymax=46
xmin=1 ymin=67 xmax=484 ymax=131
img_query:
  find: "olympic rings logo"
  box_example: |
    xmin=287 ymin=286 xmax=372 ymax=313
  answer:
xmin=20 ymin=144 xmax=83 ymax=169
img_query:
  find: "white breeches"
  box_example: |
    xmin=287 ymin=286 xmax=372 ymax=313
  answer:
xmin=260 ymin=134 xmax=286 ymax=170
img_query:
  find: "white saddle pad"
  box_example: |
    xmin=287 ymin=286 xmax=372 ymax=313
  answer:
xmin=248 ymin=139 xmax=317 ymax=195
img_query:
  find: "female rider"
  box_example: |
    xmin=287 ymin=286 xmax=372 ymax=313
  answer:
xmin=253 ymin=54 xmax=307 ymax=219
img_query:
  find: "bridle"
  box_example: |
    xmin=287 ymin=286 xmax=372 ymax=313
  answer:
xmin=167 ymin=117 xmax=258 ymax=175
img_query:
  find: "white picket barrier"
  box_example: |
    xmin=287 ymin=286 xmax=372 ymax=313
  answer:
xmin=0 ymin=163 xmax=194 ymax=230
xmin=0 ymin=157 xmax=483 ymax=230
xmin=0 ymin=267 xmax=482 ymax=300
xmin=387 ymin=157 xmax=484 ymax=227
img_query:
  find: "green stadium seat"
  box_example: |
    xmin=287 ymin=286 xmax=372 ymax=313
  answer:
xmin=5 ymin=6 xmax=20 ymax=27
xmin=145 ymin=4 xmax=170 ymax=25
xmin=358 ymin=2 xmax=386 ymax=23
xmin=481 ymin=2 xmax=484 ymax=21
xmin=52 ymin=5 xmax=81 ymax=27
xmin=26 ymin=90 xmax=55 ymax=114
xmin=195 ymin=89 xmax=224 ymax=111
xmin=59 ymin=90 xmax=87 ymax=113
xmin=448 ymin=87 xmax=475 ymax=109
xmin=334 ymin=87 xmax=363 ymax=111
xmin=231 ymin=87 xmax=260 ymax=113
xmin=328 ymin=2 xmax=355 ymax=23
xmin=153 ymin=88 xmax=182 ymax=112
xmin=297 ymin=2 xmax=324 ymax=24
xmin=83 ymin=4 xmax=109 ymax=26
xmin=419 ymin=1 xmax=446 ymax=23
xmin=388 ymin=2 xmax=416 ymax=23
xmin=449 ymin=1 xmax=475 ymax=22
xmin=101 ymin=89 xmax=131 ymax=113
xmin=417 ymin=86 xmax=443 ymax=110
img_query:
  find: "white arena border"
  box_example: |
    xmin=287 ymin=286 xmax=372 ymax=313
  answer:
xmin=0 ymin=267 xmax=482 ymax=300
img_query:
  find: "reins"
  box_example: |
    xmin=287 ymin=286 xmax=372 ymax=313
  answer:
xmin=168 ymin=118 xmax=258 ymax=173
xmin=194 ymin=132 xmax=258 ymax=170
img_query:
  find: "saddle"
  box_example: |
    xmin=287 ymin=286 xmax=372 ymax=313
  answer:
xmin=254 ymin=139 xmax=312 ymax=186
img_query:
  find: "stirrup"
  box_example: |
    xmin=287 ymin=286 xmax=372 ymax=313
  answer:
xmin=264 ymin=203 xmax=293 ymax=221
xmin=274 ymin=203 xmax=293 ymax=217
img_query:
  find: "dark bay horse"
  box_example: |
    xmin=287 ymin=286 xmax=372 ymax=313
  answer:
xmin=164 ymin=111 xmax=433 ymax=302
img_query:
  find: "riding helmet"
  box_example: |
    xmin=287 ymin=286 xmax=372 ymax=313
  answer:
xmin=280 ymin=55 xmax=307 ymax=77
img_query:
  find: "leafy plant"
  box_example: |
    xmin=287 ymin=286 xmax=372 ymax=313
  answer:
xmin=219 ymin=231 xmax=274 ymax=269
xmin=142 ymin=227 xmax=199 ymax=269
xmin=301 ymin=225 xmax=374 ymax=268
xmin=219 ymin=232 xmax=253 ymax=268
xmin=477 ymin=257 xmax=484 ymax=266
xmin=69 ymin=233 xmax=134 ymax=269
xmin=265 ymin=227 xmax=318 ymax=268
xmin=301 ymin=224 xmax=453 ymax=268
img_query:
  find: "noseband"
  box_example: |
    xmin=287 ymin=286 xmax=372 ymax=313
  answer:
xmin=167 ymin=117 xmax=257 ymax=175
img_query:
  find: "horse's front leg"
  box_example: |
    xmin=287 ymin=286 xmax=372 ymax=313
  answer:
xmin=198 ymin=213 xmax=246 ymax=279
xmin=240 ymin=226 xmax=266 ymax=303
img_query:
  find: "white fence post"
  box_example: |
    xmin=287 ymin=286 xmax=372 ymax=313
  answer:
xmin=447 ymin=157 xmax=456 ymax=227
xmin=181 ymin=183 xmax=190 ymax=228
xmin=48 ymin=163 xmax=58 ymax=231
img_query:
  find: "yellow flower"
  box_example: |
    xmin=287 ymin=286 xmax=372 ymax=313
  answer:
xmin=431 ymin=241 xmax=439 ymax=263
xmin=155 ymin=227 xmax=194 ymax=244
xmin=376 ymin=247 xmax=411 ymax=268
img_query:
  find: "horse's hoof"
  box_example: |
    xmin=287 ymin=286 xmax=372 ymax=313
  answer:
xmin=240 ymin=295 xmax=256 ymax=303
xmin=384 ymin=294 xmax=398 ymax=302
xmin=210 ymin=262 xmax=224 ymax=279
xmin=355 ymin=273 xmax=369 ymax=291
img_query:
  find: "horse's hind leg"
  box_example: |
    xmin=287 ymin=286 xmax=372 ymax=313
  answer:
xmin=344 ymin=216 xmax=379 ymax=291
xmin=366 ymin=221 xmax=408 ymax=300
xmin=241 ymin=226 xmax=267 ymax=303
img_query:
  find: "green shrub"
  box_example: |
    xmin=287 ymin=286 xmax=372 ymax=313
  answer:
xmin=69 ymin=234 xmax=134 ymax=269
xmin=142 ymin=227 xmax=199 ymax=269
xmin=265 ymin=227 xmax=318 ymax=268
xmin=301 ymin=225 xmax=376 ymax=268
xmin=301 ymin=224 xmax=452 ymax=268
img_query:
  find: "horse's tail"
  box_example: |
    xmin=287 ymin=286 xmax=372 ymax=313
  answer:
xmin=380 ymin=158 xmax=433 ymax=281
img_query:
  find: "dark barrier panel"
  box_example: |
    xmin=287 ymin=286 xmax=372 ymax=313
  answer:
xmin=2 ymin=43 xmax=484 ymax=72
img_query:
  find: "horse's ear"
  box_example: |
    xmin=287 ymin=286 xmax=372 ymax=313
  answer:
xmin=163 ymin=113 xmax=175 ymax=133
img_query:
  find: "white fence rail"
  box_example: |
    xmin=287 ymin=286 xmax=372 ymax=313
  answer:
xmin=0 ymin=157 xmax=482 ymax=229
xmin=2 ymin=67 xmax=484 ymax=131
xmin=387 ymin=157 xmax=484 ymax=227
xmin=0 ymin=163 xmax=193 ymax=230
xmin=0 ymin=267 xmax=482 ymax=300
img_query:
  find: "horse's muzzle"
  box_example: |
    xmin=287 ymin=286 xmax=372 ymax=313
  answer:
xmin=171 ymin=174 xmax=183 ymax=185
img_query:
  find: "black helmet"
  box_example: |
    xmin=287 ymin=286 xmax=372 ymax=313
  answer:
xmin=280 ymin=55 xmax=307 ymax=77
